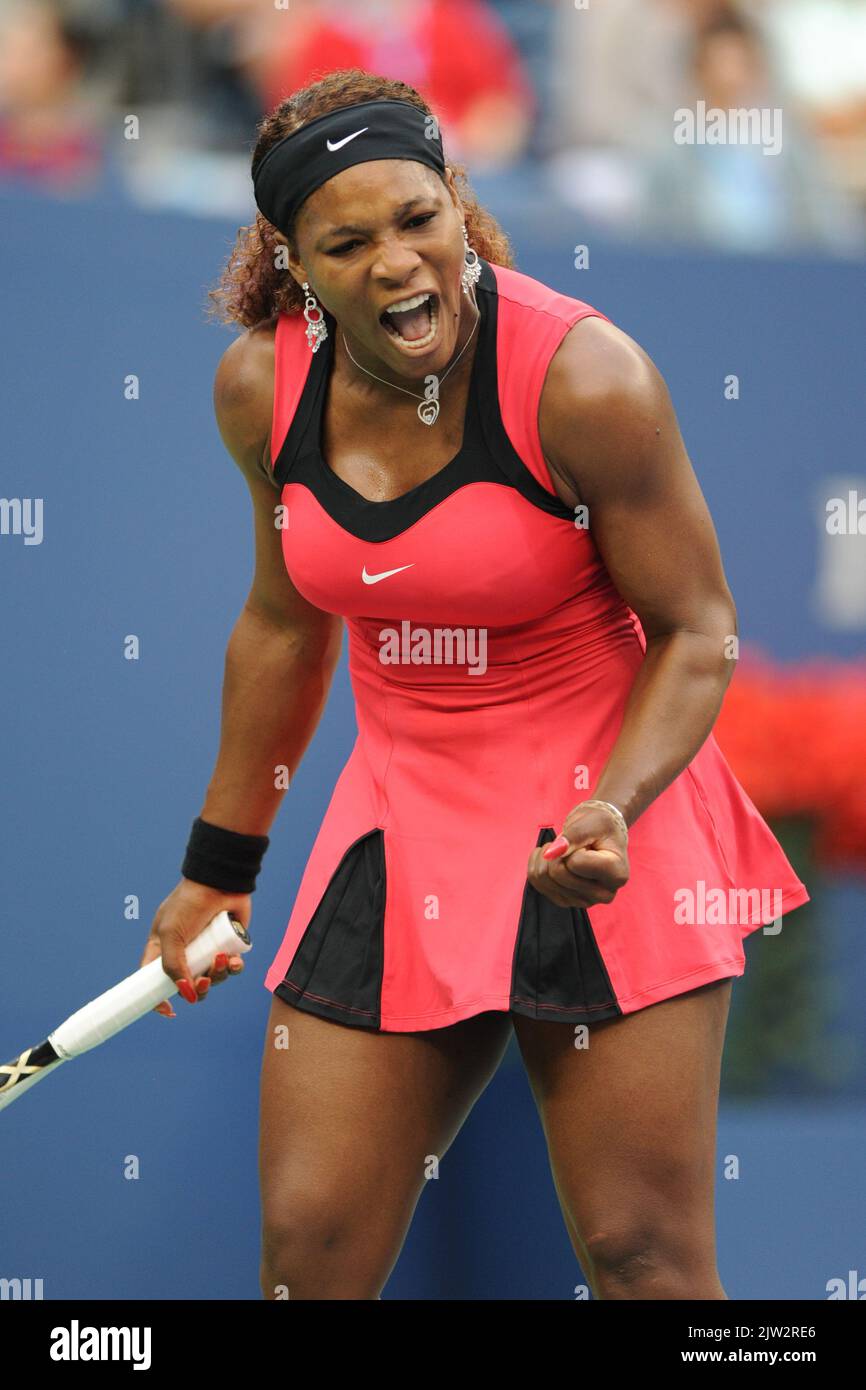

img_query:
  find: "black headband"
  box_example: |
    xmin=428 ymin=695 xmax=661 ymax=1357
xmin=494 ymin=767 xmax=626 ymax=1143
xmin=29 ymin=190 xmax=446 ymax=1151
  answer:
xmin=252 ymin=99 xmax=446 ymax=238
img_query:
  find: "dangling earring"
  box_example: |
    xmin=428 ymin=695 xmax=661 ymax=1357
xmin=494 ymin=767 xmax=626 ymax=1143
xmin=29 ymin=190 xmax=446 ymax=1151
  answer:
xmin=302 ymin=281 xmax=328 ymax=353
xmin=461 ymin=225 xmax=481 ymax=294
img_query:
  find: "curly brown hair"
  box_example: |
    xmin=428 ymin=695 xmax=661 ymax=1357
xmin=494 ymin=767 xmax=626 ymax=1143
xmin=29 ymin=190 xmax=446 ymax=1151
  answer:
xmin=206 ymin=68 xmax=515 ymax=331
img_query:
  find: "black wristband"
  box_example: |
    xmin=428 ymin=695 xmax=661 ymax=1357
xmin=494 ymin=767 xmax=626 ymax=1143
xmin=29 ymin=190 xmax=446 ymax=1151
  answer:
xmin=181 ymin=817 xmax=270 ymax=894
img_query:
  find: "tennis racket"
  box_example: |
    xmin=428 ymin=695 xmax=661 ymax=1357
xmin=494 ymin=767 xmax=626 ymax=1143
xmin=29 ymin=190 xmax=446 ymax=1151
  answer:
xmin=0 ymin=912 xmax=251 ymax=1113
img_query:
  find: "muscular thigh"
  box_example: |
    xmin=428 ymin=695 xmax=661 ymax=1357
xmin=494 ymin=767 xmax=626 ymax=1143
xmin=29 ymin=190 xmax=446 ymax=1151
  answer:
xmin=512 ymin=980 xmax=733 ymax=1278
xmin=259 ymin=997 xmax=512 ymax=1256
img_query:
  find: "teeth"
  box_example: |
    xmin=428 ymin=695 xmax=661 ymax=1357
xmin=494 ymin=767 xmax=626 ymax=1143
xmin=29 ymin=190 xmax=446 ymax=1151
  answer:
xmin=385 ymin=291 xmax=431 ymax=314
xmin=381 ymin=297 xmax=439 ymax=349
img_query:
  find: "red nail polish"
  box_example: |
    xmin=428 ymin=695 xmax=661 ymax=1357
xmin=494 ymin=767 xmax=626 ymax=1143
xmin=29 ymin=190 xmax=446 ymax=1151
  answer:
xmin=214 ymin=954 xmax=228 ymax=971
xmin=543 ymin=834 xmax=570 ymax=860
xmin=177 ymin=979 xmax=197 ymax=1003
xmin=196 ymin=977 xmax=211 ymax=994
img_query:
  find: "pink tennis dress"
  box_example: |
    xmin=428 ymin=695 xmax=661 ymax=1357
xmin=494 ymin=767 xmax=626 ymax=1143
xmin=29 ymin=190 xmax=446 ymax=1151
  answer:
xmin=262 ymin=257 xmax=810 ymax=1031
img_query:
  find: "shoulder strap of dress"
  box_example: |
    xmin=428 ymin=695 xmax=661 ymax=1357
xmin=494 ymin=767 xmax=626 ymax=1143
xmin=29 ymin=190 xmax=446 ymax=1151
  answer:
xmin=491 ymin=263 xmax=611 ymax=497
xmin=270 ymin=309 xmax=316 ymax=476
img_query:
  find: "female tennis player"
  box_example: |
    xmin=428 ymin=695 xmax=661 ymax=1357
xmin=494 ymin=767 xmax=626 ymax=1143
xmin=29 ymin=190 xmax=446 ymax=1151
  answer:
xmin=139 ymin=69 xmax=809 ymax=1300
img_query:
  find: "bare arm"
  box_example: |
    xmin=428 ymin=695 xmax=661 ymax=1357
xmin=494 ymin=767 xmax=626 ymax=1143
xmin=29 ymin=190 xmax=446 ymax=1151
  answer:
xmin=199 ymin=326 xmax=343 ymax=835
xmin=140 ymin=324 xmax=342 ymax=1000
xmin=529 ymin=316 xmax=737 ymax=907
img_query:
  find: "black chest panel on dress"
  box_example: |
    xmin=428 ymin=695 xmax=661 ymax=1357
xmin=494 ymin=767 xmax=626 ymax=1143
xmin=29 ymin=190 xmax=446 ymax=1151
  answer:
xmin=272 ymin=257 xmax=576 ymax=543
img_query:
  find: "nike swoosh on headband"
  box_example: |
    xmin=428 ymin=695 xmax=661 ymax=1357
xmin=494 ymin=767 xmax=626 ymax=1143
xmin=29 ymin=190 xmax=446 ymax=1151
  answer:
xmin=361 ymin=564 xmax=415 ymax=584
xmin=326 ymin=128 xmax=369 ymax=152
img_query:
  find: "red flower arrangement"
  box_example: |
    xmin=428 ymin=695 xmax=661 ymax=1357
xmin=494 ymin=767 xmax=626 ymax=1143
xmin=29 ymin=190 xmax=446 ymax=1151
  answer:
xmin=713 ymin=647 xmax=866 ymax=874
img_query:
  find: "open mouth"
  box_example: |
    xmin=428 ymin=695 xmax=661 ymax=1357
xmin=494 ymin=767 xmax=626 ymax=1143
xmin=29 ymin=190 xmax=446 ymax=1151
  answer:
xmin=379 ymin=291 xmax=439 ymax=350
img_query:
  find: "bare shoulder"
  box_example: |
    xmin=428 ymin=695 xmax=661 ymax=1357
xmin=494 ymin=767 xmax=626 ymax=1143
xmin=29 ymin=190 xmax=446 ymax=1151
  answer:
xmin=213 ymin=316 xmax=279 ymax=483
xmin=539 ymin=314 xmax=680 ymax=505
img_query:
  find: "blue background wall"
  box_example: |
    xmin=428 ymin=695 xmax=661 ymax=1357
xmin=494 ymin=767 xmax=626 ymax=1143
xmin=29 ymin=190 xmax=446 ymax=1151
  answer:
xmin=1 ymin=186 xmax=863 ymax=1299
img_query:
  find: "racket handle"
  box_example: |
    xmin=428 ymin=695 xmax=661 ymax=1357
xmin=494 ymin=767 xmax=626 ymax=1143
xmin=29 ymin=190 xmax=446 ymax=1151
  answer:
xmin=48 ymin=913 xmax=251 ymax=1061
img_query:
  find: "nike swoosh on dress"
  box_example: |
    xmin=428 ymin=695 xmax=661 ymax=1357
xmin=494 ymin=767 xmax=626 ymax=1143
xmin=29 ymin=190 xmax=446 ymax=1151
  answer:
xmin=361 ymin=564 xmax=415 ymax=584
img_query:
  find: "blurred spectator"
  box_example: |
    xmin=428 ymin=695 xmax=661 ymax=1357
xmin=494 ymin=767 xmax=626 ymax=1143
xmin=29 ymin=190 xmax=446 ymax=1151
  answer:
xmin=748 ymin=0 xmax=866 ymax=209
xmin=155 ymin=0 xmax=268 ymax=150
xmin=638 ymin=10 xmax=865 ymax=253
xmin=551 ymin=0 xmax=720 ymax=156
xmin=0 ymin=0 xmax=105 ymax=192
xmin=547 ymin=0 xmax=865 ymax=254
xmin=481 ymin=0 xmax=557 ymax=158
xmin=251 ymin=0 xmax=535 ymax=171
xmin=547 ymin=0 xmax=720 ymax=226
xmin=102 ymin=0 xmax=272 ymax=219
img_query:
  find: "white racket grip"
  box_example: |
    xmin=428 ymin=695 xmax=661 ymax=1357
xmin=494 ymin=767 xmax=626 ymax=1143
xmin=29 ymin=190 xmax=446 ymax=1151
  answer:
xmin=47 ymin=913 xmax=251 ymax=1060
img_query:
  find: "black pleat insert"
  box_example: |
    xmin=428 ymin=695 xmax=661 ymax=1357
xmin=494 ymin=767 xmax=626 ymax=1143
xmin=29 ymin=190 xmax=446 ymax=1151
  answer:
xmin=510 ymin=827 xmax=622 ymax=1024
xmin=274 ymin=828 xmax=386 ymax=1029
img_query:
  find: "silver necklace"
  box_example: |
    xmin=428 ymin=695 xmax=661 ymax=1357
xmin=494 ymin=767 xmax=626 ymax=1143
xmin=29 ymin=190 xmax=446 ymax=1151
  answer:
xmin=341 ymin=300 xmax=480 ymax=426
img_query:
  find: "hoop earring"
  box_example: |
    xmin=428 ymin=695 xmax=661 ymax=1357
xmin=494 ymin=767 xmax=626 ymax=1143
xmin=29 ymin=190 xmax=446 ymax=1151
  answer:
xmin=302 ymin=281 xmax=328 ymax=353
xmin=461 ymin=225 xmax=481 ymax=294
